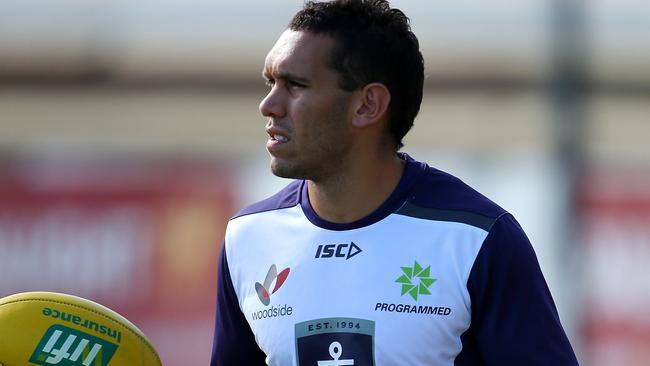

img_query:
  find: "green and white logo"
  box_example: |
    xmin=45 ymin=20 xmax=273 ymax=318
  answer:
xmin=395 ymin=261 xmax=436 ymax=301
xmin=29 ymin=324 xmax=118 ymax=366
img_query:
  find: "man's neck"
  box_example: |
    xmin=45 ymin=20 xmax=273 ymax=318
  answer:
xmin=307 ymin=152 xmax=405 ymax=224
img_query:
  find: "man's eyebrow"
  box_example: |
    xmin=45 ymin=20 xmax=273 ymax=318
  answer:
xmin=262 ymin=70 xmax=309 ymax=84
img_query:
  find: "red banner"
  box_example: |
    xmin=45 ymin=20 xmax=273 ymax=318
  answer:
xmin=578 ymin=167 xmax=650 ymax=365
xmin=0 ymin=156 xmax=234 ymax=364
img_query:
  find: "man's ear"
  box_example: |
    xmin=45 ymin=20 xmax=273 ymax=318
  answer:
xmin=351 ymin=83 xmax=391 ymax=128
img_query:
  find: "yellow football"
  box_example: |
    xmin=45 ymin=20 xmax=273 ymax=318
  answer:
xmin=0 ymin=291 xmax=161 ymax=366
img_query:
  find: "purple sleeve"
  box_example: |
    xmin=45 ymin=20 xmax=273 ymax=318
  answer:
xmin=211 ymin=243 xmax=267 ymax=366
xmin=455 ymin=214 xmax=578 ymax=365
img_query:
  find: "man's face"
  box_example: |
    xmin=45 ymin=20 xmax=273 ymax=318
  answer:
xmin=260 ymin=30 xmax=355 ymax=181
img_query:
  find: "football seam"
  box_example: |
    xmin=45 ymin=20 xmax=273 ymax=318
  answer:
xmin=0 ymin=298 xmax=161 ymax=364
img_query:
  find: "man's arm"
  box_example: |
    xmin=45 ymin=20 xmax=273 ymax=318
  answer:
xmin=456 ymin=214 xmax=578 ymax=365
xmin=211 ymin=243 xmax=267 ymax=366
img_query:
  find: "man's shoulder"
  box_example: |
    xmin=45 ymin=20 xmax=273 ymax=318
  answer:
xmin=230 ymin=180 xmax=303 ymax=221
xmin=397 ymin=163 xmax=507 ymax=232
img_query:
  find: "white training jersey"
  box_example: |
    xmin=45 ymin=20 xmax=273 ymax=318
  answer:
xmin=211 ymin=154 xmax=577 ymax=366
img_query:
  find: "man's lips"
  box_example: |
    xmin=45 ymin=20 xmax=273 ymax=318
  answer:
xmin=269 ymin=134 xmax=289 ymax=143
xmin=266 ymin=127 xmax=291 ymax=152
xmin=266 ymin=126 xmax=291 ymax=144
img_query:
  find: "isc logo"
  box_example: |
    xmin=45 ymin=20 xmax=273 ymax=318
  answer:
xmin=30 ymin=324 xmax=117 ymax=366
xmin=315 ymin=242 xmax=362 ymax=260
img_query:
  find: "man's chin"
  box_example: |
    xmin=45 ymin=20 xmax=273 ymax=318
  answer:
xmin=270 ymin=159 xmax=307 ymax=180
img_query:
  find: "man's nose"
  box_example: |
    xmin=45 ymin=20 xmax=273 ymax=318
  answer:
xmin=259 ymin=86 xmax=286 ymax=118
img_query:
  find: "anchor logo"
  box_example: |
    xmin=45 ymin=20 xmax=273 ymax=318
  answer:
xmin=317 ymin=341 xmax=354 ymax=366
xmin=295 ymin=317 xmax=375 ymax=366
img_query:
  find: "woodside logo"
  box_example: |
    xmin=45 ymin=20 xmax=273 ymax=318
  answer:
xmin=252 ymin=264 xmax=293 ymax=321
xmin=29 ymin=324 xmax=117 ymax=366
xmin=254 ymin=264 xmax=290 ymax=306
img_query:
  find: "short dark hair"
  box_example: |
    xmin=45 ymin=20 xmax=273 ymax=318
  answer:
xmin=289 ymin=0 xmax=424 ymax=150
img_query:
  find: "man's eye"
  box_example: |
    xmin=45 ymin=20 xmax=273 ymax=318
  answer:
xmin=265 ymin=79 xmax=275 ymax=87
xmin=287 ymin=81 xmax=305 ymax=89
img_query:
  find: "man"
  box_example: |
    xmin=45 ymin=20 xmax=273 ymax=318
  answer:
xmin=211 ymin=0 xmax=578 ymax=365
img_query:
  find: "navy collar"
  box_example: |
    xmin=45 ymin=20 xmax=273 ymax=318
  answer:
xmin=299 ymin=153 xmax=424 ymax=231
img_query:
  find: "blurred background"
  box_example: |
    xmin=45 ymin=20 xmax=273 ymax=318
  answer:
xmin=1 ymin=0 xmax=649 ymax=364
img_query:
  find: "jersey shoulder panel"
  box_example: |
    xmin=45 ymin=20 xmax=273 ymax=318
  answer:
xmin=231 ymin=179 xmax=302 ymax=220
xmin=456 ymin=213 xmax=579 ymax=364
xmin=396 ymin=164 xmax=507 ymax=231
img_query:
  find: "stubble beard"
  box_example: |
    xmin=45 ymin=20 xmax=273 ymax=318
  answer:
xmin=269 ymin=93 xmax=353 ymax=182
xmin=269 ymin=144 xmax=342 ymax=182
xmin=269 ymin=132 xmax=350 ymax=183
xmin=270 ymin=157 xmax=310 ymax=180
